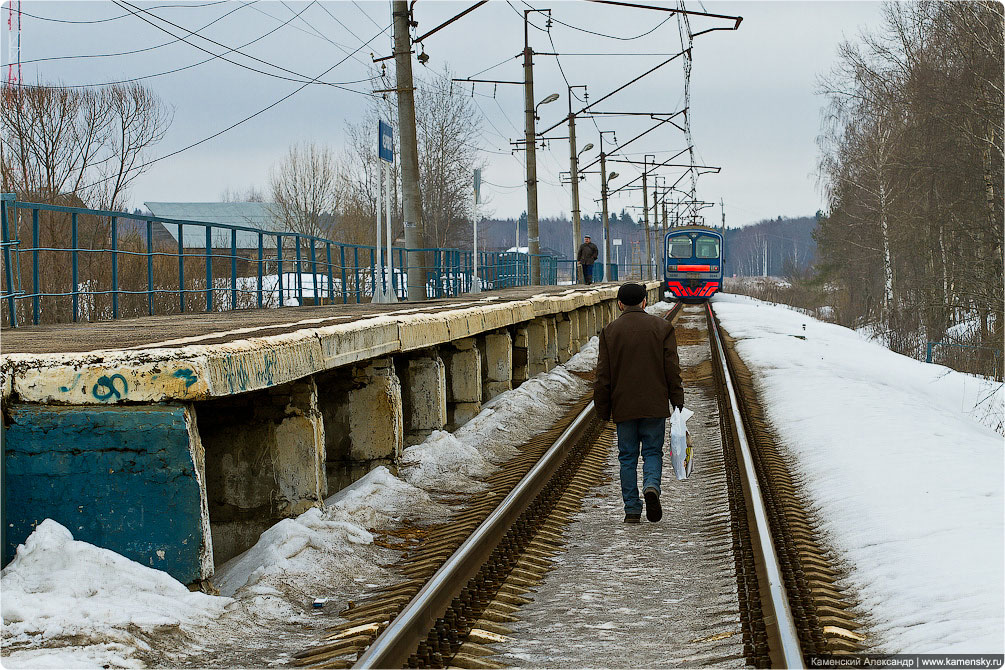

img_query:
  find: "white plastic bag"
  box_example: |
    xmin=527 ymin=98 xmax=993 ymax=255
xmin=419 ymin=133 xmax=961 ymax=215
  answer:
xmin=669 ymin=406 xmax=694 ymax=480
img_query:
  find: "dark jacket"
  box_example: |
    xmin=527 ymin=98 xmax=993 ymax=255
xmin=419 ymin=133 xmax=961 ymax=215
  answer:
xmin=577 ymin=241 xmax=599 ymax=265
xmin=594 ymin=305 xmax=684 ymax=423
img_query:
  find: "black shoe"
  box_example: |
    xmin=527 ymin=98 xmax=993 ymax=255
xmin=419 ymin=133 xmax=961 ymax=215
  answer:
xmin=624 ymin=512 xmax=641 ymax=523
xmin=643 ymin=487 xmax=662 ymax=522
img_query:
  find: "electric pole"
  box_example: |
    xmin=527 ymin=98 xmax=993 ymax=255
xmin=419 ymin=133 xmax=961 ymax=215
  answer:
xmin=393 ymin=0 xmax=426 ymax=301
xmin=642 ymin=159 xmax=651 ymax=281
xmin=600 ymin=151 xmax=610 ymax=280
xmin=567 ymin=85 xmax=587 ymax=284
xmin=523 ymin=10 xmax=541 ymax=284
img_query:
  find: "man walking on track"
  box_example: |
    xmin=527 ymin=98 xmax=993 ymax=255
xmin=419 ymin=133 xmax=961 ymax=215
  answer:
xmin=577 ymin=235 xmax=599 ymax=284
xmin=594 ymin=282 xmax=685 ymax=523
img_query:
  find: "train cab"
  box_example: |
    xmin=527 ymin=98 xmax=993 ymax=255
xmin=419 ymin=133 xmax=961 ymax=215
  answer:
xmin=663 ymin=227 xmax=723 ymax=302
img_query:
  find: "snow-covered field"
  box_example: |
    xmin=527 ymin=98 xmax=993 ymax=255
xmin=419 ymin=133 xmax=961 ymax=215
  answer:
xmin=712 ymin=293 xmax=1004 ymax=654
xmin=1 ymin=343 xmax=597 ymax=669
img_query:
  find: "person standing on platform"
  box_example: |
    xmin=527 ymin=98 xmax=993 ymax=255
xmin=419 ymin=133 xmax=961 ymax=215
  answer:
xmin=594 ymin=282 xmax=685 ymax=523
xmin=577 ymin=235 xmax=599 ymax=284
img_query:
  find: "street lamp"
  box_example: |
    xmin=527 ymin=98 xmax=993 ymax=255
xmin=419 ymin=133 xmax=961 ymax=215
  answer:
xmin=535 ymin=92 xmax=559 ymax=119
xmin=578 ymin=142 xmax=594 ymax=156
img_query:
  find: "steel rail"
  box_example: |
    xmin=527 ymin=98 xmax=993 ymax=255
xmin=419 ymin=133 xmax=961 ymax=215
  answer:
xmin=353 ymin=398 xmax=598 ymax=668
xmin=706 ymin=302 xmax=804 ymax=668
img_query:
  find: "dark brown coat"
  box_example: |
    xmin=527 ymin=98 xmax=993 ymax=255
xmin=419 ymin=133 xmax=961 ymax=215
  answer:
xmin=594 ymin=305 xmax=684 ymax=423
xmin=577 ymin=241 xmax=599 ymax=264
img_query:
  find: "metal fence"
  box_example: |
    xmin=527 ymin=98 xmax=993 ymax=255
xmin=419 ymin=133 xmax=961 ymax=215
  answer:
xmin=0 ymin=197 xmax=562 ymax=328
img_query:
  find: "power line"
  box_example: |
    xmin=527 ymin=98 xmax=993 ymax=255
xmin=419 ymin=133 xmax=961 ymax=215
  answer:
xmin=79 ymin=22 xmax=390 ymax=192
xmin=110 ymin=0 xmax=372 ymax=95
xmin=521 ymin=0 xmax=674 ymax=41
xmin=24 ymin=2 xmax=370 ymax=92
xmin=17 ymin=1 xmax=230 ymax=24
xmin=16 ymin=1 xmax=255 ymax=66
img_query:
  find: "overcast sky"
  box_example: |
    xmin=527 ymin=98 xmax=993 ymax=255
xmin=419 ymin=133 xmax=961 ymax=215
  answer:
xmin=8 ymin=0 xmax=885 ymax=226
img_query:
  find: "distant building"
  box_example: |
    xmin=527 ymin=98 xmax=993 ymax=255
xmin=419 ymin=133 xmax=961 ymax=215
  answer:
xmin=144 ymin=202 xmax=285 ymax=250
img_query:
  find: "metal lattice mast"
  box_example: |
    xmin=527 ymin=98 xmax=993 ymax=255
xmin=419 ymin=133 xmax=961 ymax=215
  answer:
xmin=6 ymin=1 xmax=21 ymax=88
xmin=677 ymin=1 xmax=696 ymax=210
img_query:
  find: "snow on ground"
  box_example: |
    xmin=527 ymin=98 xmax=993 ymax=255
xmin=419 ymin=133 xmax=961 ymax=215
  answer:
xmin=2 ymin=341 xmax=600 ymax=668
xmin=712 ymin=293 xmax=1004 ymax=654
xmin=1 ymin=520 xmax=233 ymax=668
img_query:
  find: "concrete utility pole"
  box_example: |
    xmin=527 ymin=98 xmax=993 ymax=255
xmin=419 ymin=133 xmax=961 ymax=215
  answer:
xmin=600 ymin=151 xmax=610 ymax=280
xmin=642 ymin=161 xmax=651 ymax=281
xmin=567 ymin=84 xmax=587 ymax=284
xmin=524 ymin=10 xmax=541 ymax=284
xmin=662 ymin=194 xmax=668 ymax=239
xmin=393 ymin=0 xmax=426 ymax=301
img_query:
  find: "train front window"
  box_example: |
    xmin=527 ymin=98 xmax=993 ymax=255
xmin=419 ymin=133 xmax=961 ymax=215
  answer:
xmin=669 ymin=237 xmax=692 ymax=259
xmin=695 ymin=236 xmax=720 ymax=259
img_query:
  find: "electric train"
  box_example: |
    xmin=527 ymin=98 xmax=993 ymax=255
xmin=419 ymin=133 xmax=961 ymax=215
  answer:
xmin=663 ymin=226 xmax=723 ymax=302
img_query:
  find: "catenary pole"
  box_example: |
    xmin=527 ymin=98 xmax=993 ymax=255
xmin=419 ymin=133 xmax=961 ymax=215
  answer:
xmin=600 ymin=151 xmax=611 ymax=281
xmin=568 ymin=109 xmax=581 ymax=283
xmin=393 ymin=0 xmax=426 ymax=301
xmin=524 ymin=10 xmax=541 ymax=284
xmin=642 ymin=160 xmax=651 ymax=281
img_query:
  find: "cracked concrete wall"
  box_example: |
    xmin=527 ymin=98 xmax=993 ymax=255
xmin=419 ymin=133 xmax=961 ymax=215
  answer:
xmin=403 ymin=352 xmax=447 ymax=446
xmin=196 ymin=377 xmax=326 ymax=565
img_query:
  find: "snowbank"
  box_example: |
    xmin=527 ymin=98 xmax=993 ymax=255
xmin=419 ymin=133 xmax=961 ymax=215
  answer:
xmin=712 ymin=293 xmax=1004 ymax=653
xmin=2 ymin=520 xmax=232 ymax=666
xmin=216 ymin=466 xmax=449 ymax=598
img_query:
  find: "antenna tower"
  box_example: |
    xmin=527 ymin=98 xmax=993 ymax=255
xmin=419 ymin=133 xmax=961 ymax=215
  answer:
xmin=6 ymin=0 xmax=21 ymax=88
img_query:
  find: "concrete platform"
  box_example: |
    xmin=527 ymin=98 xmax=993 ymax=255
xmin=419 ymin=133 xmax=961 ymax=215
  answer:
xmin=1 ymin=282 xmax=660 ymax=582
xmin=1 ymin=283 xmax=640 ymax=405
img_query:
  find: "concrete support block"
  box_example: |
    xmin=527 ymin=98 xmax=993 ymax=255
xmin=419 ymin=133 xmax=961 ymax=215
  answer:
xmin=197 ymin=377 xmax=326 ymax=565
xmin=544 ymin=316 xmax=558 ymax=371
xmin=449 ymin=402 xmax=482 ymax=428
xmin=576 ymin=308 xmax=589 ymax=347
xmin=556 ymin=316 xmax=573 ymax=364
xmin=587 ymin=306 xmax=598 ymax=338
xmin=446 ymin=339 xmax=482 ymax=403
xmin=481 ymin=331 xmax=512 ymax=400
xmin=403 ymin=352 xmax=447 ymax=446
xmin=319 ymin=358 xmax=403 ymax=492
xmin=567 ymin=311 xmax=582 ymax=355
xmin=444 ymin=338 xmax=481 ymax=431
xmin=527 ymin=318 xmax=551 ymax=377
xmin=3 ymin=403 xmax=213 ymax=584
xmin=512 ymin=324 xmax=529 ymax=386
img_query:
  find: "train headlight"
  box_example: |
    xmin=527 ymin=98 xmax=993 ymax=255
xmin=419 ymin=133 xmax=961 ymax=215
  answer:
xmin=712 ymin=265 xmax=719 ymax=272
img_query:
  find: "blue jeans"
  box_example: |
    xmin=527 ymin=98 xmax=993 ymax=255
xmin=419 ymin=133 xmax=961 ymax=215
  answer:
xmin=616 ymin=417 xmax=666 ymax=514
xmin=582 ymin=263 xmax=594 ymax=283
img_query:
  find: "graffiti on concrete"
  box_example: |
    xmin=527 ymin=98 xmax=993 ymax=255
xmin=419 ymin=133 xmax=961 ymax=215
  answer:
xmin=92 ymin=374 xmax=128 ymax=401
xmin=173 ymin=368 xmax=198 ymax=388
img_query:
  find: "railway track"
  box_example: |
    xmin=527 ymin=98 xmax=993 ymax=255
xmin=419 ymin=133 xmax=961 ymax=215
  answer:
xmin=292 ymin=302 xmax=864 ymax=669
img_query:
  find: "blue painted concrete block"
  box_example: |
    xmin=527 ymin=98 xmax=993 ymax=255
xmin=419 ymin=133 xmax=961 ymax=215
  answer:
xmin=3 ymin=404 xmax=211 ymax=584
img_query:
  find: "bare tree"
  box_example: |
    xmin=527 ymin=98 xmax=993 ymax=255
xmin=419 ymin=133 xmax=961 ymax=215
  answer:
xmin=1 ymin=82 xmax=171 ymax=210
xmin=268 ymin=141 xmax=340 ymax=239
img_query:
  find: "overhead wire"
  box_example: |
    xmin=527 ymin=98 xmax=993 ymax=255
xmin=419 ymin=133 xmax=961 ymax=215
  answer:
xmin=16 ymin=2 xmax=367 ymax=90
xmin=79 ymin=21 xmax=391 ymax=192
xmin=17 ymin=1 xmax=230 ymax=24
xmin=111 ymin=0 xmax=372 ymax=94
xmin=16 ymin=1 xmax=256 ymax=66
